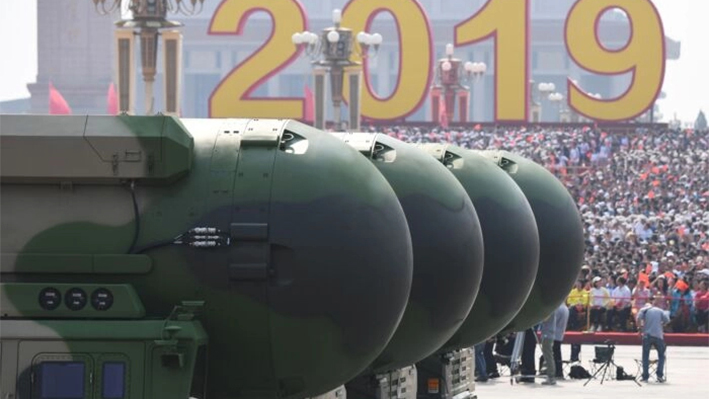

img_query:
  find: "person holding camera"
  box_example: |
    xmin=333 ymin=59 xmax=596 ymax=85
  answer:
xmin=637 ymin=296 xmax=670 ymax=383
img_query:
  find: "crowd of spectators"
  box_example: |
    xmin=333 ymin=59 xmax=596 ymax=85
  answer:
xmin=369 ymin=124 xmax=709 ymax=333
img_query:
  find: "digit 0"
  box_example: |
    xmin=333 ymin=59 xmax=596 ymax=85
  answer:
xmin=208 ymin=0 xmax=307 ymax=118
xmin=341 ymin=0 xmax=433 ymax=121
xmin=455 ymin=0 xmax=529 ymax=122
xmin=565 ymin=0 xmax=665 ymax=121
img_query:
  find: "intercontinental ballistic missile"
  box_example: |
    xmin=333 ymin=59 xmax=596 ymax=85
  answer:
xmin=334 ymin=133 xmax=484 ymax=398
xmin=482 ymin=150 xmax=585 ymax=333
xmin=335 ymin=133 xmax=484 ymax=372
xmin=0 ymin=115 xmax=414 ymax=399
xmin=420 ymin=144 xmax=540 ymax=349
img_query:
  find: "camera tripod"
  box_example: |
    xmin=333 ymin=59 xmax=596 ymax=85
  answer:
xmin=583 ymin=342 xmax=641 ymax=387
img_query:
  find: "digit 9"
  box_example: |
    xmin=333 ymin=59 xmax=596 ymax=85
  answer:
xmin=565 ymin=0 xmax=665 ymax=121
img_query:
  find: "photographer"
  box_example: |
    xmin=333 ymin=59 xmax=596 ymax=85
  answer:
xmin=637 ymin=296 xmax=670 ymax=382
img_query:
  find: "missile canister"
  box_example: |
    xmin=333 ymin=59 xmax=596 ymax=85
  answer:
xmin=419 ymin=144 xmax=540 ymax=349
xmin=482 ymin=150 xmax=584 ymax=332
xmin=335 ymin=133 xmax=484 ymax=374
xmin=0 ymin=115 xmax=414 ymax=399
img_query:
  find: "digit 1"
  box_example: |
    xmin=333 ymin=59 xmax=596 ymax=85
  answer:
xmin=454 ymin=0 xmax=530 ymax=122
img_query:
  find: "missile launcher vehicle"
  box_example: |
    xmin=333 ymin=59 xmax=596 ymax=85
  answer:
xmin=0 ymin=115 xmax=414 ymax=399
xmin=482 ymin=150 xmax=585 ymax=333
xmin=0 ymin=115 xmax=584 ymax=399
xmin=420 ymin=144 xmax=540 ymax=350
xmin=333 ymin=133 xmax=484 ymax=399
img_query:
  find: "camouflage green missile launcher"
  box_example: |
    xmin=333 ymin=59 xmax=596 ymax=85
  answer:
xmin=335 ymin=133 xmax=484 ymax=373
xmin=333 ymin=133 xmax=484 ymax=399
xmin=482 ymin=150 xmax=585 ymax=333
xmin=419 ymin=144 xmax=540 ymax=349
xmin=0 ymin=115 xmax=414 ymax=399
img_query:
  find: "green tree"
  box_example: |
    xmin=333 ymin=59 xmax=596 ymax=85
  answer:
xmin=695 ymin=110 xmax=707 ymax=130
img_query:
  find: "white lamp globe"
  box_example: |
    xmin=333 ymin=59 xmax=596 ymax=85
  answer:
xmin=445 ymin=43 xmax=454 ymax=56
xmin=441 ymin=61 xmax=452 ymax=72
xmin=357 ymin=31 xmax=368 ymax=44
xmin=327 ymin=30 xmax=340 ymax=43
xmin=301 ymin=31 xmax=312 ymax=44
xmin=464 ymin=61 xmax=474 ymax=72
xmin=332 ymin=9 xmax=342 ymax=24
xmin=291 ymin=32 xmax=303 ymax=45
xmin=371 ymin=33 xmax=383 ymax=45
xmin=308 ymin=32 xmax=319 ymax=44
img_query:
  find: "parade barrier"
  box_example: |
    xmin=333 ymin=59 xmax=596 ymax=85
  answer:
xmin=561 ymin=331 xmax=709 ymax=346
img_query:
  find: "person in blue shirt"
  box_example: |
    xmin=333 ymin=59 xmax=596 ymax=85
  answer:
xmin=637 ymin=296 xmax=670 ymax=382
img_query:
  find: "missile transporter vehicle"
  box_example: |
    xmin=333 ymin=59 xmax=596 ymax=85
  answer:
xmin=0 ymin=114 xmax=584 ymax=399
xmin=482 ymin=151 xmax=585 ymax=333
xmin=333 ymin=134 xmax=484 ymax=399
xmin=0 ymin=115 xmax=415 ymax=399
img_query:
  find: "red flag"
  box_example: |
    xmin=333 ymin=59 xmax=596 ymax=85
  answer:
xmin=439 ymin=95 xmax=449 ymax=128
xmin=303 ymin=85 xmax=314 ymax=123
xmin=639 ymin=272 xmax=649 ymax=284
xmin=107 ymin=82 xmax=118 ymax=115
xmin=48 ymin=82 xmax=72 ymax=115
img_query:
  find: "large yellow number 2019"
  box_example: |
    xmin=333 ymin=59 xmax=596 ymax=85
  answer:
xmin=565 ymin=0 xmax=665 ymax=121
xmin=454 ymin=0 xmax=529 ymax=122
xmin=208 ymin=0 xmax=307 ymax=118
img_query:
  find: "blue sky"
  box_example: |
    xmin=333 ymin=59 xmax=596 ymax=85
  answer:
xmin=0 ymin=0 xmax=705 ymax=123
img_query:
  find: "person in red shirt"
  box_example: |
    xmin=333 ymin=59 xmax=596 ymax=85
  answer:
xmin=695 ymin=281 xmax=709 ymax=333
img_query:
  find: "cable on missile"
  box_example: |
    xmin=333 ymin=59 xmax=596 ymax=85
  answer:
xmin=132 ymin=227 xmax=231 ymax=254
xmin=126 ymin=180 xmax=140 ymax=254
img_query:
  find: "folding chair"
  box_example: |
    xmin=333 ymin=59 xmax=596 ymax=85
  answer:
xmin=634 ymin=357 xmax=667 ymax=382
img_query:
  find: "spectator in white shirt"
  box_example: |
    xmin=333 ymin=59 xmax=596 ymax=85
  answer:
xmin=589 ymin=276 xmax=610 ymax=332
xmin=607 ymin=276 xmax=632 ymax=331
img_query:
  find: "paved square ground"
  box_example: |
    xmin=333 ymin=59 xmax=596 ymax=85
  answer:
xmin=473 ymin=344 xmax=709 ymax=399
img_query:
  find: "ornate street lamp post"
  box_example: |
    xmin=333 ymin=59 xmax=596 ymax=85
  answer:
xmin=548 ymin=92 xmax=565 ymax=122
xmin=537 ymin=82 xmax=555 ymax=122
xmin=93 ymin=0 xmax=204 ymax=115
xmin=292 ymin=9 xmax=381 ymax=130
xmin=430 ymin=44 xmax=485 ymax=125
